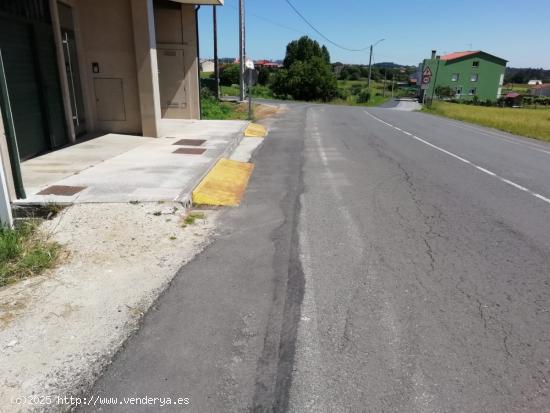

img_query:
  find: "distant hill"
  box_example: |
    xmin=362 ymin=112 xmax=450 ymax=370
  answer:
xmin=373 ymin=62 xmax=414 ymax=69
xmin=505 ymin=67 xmax=550 ymax=84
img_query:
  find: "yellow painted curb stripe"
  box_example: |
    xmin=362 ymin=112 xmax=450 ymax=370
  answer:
xmin=244 ymin=123 xmax=268 ymax=138
xmin=192 ymin=159 xmax=254 ymax=206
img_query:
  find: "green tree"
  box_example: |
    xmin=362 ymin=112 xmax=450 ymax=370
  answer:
xmin=219 ymin=64 xmax=240 ymax=86
xmin=339 ymin=65 xmax=361 ymax=80
xmin=283 ymin=36 xmax=331 ymax=68
xmin=273 ymin=36 xmax=337 ymax=101
xmin=321 ymin=45 xmax=331 ymax=65
xmin=257 ymin=67 xmax=271 ymax=86
xmin=356 ymin=89 xmax=371 ymax=103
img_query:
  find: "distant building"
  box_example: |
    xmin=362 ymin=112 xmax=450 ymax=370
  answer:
xmin=201 ymin=60 xmax=215 ymax=73
xmin=531 ymin=84 xmax=550 ymax=97
xmin=0 ymin=0 xmax=223 ymax=200
xmin=421 ymin=50 xmax=507 ymax=101
xmin=254 ymin=60 xmax=283 ymax=69
xmin=528 ymin=80 xmax=543 ymax=85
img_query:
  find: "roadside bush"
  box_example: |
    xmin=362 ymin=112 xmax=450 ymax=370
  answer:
xmin=356 ymin=89 xmax=371 ymax=103
xmin=257 ymin=67 xmax=271 ymax=86
xmin=338 ymin=88 xmax=351 ymax=100
xmin=219 ymin=64 xmax=240 ymax=86
xmin=350 ymin=84 xmax=363 ymax=95
xmin=200 ymin=78 xmax=217 ymax=95
xmin=271 ymin=57 xmax=337 ymax=101
xmin=524 ymin=96 xmax=550 ymax=106
xmin=271 ymin=36 xmax=338 ymax=102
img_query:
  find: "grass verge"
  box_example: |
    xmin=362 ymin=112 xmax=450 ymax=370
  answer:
xmin=201 ymin=97 xmax=251 ymax=120
xmin=220 ymin=85 xmax=274 ymax=99
xmin=423 ymin=101 xmax=550 ymax=142
xmin=221 ymin=79 xmax=406 ymax=107
xmin=0 ymin=221 xmax=60 ymax=287
xmin=331 ymin=94 xmax=391 ymax=107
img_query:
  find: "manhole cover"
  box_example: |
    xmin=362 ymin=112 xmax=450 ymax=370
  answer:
xmin=173 ymin=139 xmax=206 ymax=146
xmin=37 ymin=185 xmax=87 ymax=196
xmin=173 ymin=148 xmax=206 ymax=155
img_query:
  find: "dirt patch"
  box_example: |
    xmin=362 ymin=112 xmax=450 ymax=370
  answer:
xmin=255 ymin=104 xmax=286 ymax=121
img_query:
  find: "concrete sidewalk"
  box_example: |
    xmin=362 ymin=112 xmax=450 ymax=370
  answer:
xmin=19 ymin=120 xmax=248 ymax=205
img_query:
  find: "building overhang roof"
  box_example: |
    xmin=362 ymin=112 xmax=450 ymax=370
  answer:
xmin=440 ymin=51 xmax=480 ymax=61
xmin=439 ymin=50 xmax=508 ymax=65
xmin=169 ymin=0 xmax=224 ymax=5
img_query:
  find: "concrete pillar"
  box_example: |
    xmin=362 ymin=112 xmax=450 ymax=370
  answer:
xmin=130 ymin=0 xmax=161 ymax=137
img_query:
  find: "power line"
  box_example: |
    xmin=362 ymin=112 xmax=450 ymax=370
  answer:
xmin=225 ymin=3 xmax=307 ymax=36
xmin=283 ymin=0 xmax=371 ymax=52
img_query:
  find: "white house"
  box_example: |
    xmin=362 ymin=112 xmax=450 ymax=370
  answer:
xmin=201 ymin=60 xmax=215 ymax=73
xmin=528 ymin=80 xmax=543 ymax=85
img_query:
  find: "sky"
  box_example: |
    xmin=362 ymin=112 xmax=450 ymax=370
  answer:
xmin=198 ymin=0 xmax=550 ymax=69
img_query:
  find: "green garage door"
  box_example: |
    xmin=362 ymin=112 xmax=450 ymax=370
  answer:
xmin=0 ymin=1 xmax=67 ymax=160
xmin=0 ymin=18 xmax=49 ymax=159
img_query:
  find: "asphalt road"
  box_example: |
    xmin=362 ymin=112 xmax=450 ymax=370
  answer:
xmin=82 ymin=103 xmax=550 ymax=412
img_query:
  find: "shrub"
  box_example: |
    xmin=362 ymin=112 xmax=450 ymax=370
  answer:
xmin=219 ymin=64 xmax=240 ymax=86
xmin=338 ymin=88 xmax=351 ymax=100
xmin=271 ymin=36 xmax=338 ymax=102
xmin=350 ymin=84 xmax=363 ymax=95
xmin=356 ymin=89 xmax=371 ymax=103
xmin=257 ymin=67 xmax=271 ymax=86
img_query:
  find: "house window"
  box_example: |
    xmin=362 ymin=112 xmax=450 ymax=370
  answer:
xmin=470 ymin=73 xmax=479 ymax=82
xmin=456 ymin=86 xmax=463 ymax=96
xmin=451 ymin=73 xmax=459 ymax=82
xmin=468 ymin=88 xmax=477 ymax=96
xmin=472 ymin=61 xmax=479 ymax=68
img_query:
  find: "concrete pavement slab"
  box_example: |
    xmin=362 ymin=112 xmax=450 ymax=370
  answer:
xmin=18 ymin=120 xmax=248 ymax=205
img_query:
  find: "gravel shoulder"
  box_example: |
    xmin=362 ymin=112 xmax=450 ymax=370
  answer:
xmin=0 ymin=203 xmax=219 ymax=412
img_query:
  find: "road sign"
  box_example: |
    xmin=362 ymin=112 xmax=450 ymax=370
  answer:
xmin=245 ymin=68 xmax=258 ymax=86
xmin=245 ymin=59 xmax=255 ymax=70
xmin=421 ymin=66 xmax=432 ymax=85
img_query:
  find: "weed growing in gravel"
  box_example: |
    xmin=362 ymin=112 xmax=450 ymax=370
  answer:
xmin=181 ymin=212 xmax=206 ymax=228
xmin=0 ymin=221 xmax=60 ymax=287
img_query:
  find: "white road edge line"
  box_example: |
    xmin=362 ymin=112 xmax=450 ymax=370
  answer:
xmin=445 ymin=119 xmax=550 ymax=155
xmin=364 ymin=110 xmax=550 ymax=206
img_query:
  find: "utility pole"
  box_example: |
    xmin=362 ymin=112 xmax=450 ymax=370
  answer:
xmin=383 ymin=70 xmax=387 ymax=97
xmin=367 ymin=38 xmax=385 ymax=92
xmin=238 ymin=0 xmax=245 ymax=101
xmin=429 ymin=57 xmax=441 ymax=107
xmin=367 ymin=44 xmax=373 ymax=90
xmin=213 ymin=5 xmax=220 ymax=100
xmin=391 ymin=74 xmax=395 ymax=98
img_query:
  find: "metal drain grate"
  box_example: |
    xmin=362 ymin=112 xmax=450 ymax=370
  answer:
xmin=173 ymin=148 xmax=206 ymax=155
xmin=37 ymin=185 xmax=87 ymax=196
xmin=173 ymin=139 xmax=206 ymax=146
